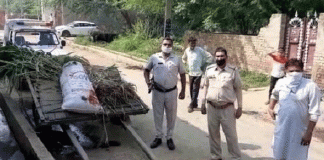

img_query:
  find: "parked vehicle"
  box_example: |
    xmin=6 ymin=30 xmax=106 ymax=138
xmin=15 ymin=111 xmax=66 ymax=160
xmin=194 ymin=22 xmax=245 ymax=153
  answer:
xmin=3 ymin=19 xmax=67 ymax=56
xmin=55 ymin=21 xmax=99 ymax=37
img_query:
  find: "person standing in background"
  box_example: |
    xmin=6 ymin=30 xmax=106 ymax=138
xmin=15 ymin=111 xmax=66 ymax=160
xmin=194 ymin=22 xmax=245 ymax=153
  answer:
xmin=182 ymin=37 xmax=212 ymax=113
xmin=49 ymin=13 xmax=54 ymax=28
xmin=265 ymin=47 xmax=288 ymax=105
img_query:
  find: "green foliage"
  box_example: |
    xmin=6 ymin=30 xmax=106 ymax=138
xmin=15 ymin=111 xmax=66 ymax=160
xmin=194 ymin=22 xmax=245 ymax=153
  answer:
xmin=2 ymin=0 xmax=39 ymax=16
xmin=122 ymin=0 xmax=165 ymax=14
xmin=173 ymin=0 xmax=271 ymax=34
xmin=74 ymin=36 xmax=94 ymax=46
xmin=73 ymin=20 xmax=163 ymax=59
xmin=240 ymin=69 xmax=270 ymax=90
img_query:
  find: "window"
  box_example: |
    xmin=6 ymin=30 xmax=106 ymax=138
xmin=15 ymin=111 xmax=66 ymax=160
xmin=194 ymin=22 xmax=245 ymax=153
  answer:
xmin=15 ymin=31 xmax=59 ymax=45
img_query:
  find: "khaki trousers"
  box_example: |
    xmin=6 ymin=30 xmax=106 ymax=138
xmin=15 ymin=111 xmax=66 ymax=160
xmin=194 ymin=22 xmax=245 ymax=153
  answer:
xmin=207 ymin=103 xmax=241 ymax=159
xmin=152 ymin=88 xmax=178 ymax=139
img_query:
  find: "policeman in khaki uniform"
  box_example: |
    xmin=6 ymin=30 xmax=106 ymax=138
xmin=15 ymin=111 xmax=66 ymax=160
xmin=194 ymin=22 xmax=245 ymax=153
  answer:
xmin=201 ymin=47 xmax=242 ymax=160
xmin=144 ymin=37 xmax=186 ymax=150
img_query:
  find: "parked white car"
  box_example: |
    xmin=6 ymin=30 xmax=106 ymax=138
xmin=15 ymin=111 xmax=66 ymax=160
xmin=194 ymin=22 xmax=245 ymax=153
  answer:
xmin=55 ymin=21 xmax=99 ymax=37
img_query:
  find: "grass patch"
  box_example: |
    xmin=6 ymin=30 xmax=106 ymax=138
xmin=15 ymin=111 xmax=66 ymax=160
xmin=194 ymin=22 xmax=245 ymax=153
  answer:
xmin=105 ymin=34 xmax=161 ymax=59
xmin=74 ymin=34 xmax=184 ymax=60
xmin=240 ymin=69 xmax=270 ymax=90
xmin=73 ymin=35 xmax=161 ymax=60
xmin=74 ymin=36 xmax=93 ymax=46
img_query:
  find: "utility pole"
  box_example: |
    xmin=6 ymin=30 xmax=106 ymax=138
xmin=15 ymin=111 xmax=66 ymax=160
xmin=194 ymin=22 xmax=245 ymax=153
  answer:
xmin=41 ymin=0 xmax=44 ymax=21
xmin=61 ymin=1 xmax=64 ymax=25
xmin=5 ymin=0 xmax=8 ymax=20
xmin=20 ymin=0 xmax=23 ymax=18
xmin=164 ymin=0 xmax=172 ymax=37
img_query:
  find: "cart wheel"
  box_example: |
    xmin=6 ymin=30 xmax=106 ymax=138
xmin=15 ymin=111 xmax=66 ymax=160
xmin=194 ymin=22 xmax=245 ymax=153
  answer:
xmin=109 ymin=116 xmax=122 ymax=125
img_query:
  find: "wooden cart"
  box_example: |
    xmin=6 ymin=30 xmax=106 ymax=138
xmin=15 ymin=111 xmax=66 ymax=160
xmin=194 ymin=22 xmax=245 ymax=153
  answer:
xmin=21 ymin=75 xmax=151 ymax=160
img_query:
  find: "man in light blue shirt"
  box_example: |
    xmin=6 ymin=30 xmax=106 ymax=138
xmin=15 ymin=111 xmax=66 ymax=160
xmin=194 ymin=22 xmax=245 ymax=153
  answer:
xmin=182 ymin=37 xmax=212 ymax=113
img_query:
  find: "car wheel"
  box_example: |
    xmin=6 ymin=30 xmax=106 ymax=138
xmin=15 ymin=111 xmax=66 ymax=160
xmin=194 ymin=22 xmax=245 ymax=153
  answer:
xmin=62 ymin=30 xmax=71 ymax=37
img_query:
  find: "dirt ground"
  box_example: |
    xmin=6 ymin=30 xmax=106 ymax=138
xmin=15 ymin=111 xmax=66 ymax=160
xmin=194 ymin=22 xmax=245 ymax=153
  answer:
xmin=64 ymin=42 xmax=324 ymax=160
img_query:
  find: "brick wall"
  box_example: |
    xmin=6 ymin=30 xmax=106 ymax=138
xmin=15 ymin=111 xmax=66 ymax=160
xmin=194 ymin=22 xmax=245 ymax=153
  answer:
xmin=312 ymin=13 xmax=324 ymax=89
xmin=183 ymin=14 xmax=287 ymax=74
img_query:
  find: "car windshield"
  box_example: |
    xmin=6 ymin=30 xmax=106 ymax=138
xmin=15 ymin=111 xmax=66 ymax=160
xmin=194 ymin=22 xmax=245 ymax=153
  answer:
xmin=15 ymin=31 xmax=59 ymax=46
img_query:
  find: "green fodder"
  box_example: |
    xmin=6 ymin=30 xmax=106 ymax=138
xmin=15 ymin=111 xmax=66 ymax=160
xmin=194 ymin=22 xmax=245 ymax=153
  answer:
xmin=239 ymin=69 xmax=270 ymax=90
xmin=87 ymin=65 xmax=140 ymax=110
xmin=0 ymin=45 xmax=89 ymax=92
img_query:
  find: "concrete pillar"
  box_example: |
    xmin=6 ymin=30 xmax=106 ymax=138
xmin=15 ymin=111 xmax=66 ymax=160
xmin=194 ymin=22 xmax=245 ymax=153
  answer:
xmin=258 ymin=14 xmax=287 ymax=51
xmin=311 ymin=13 xmax=324 ymax=88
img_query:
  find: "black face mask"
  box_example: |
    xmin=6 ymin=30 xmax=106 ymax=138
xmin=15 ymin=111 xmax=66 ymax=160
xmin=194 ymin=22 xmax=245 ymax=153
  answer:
xmin=216 ymin=59 xmax=226 ymax=66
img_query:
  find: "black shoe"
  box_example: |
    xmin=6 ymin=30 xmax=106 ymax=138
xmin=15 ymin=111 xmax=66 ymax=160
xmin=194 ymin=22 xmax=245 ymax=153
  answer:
xmin=150 ymin=138 xmax=162 ymax=149
xmin=167 ymin=138 xmax=175 ymax=150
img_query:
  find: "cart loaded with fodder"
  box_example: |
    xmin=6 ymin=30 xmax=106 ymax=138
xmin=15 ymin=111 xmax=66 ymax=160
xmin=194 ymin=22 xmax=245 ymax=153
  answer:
xmin=0 ymin=46 xmax=150 ymax=160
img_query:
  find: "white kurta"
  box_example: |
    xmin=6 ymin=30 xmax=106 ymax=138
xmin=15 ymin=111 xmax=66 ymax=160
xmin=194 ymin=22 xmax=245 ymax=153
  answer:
xmin=271 ymin=77 xmax=321 ymax=160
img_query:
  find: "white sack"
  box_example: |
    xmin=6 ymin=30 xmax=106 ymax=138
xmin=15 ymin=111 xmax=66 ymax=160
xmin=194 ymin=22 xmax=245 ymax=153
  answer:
xmin=60 ymin=61 xmax=103 ymax=114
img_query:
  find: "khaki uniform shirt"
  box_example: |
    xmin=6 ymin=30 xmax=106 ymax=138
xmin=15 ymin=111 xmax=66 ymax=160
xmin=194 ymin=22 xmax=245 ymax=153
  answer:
xmin=145 ymin=52 xmax=186 ymax=89
xmin=205 ymin=64 xmax=243 ymax=108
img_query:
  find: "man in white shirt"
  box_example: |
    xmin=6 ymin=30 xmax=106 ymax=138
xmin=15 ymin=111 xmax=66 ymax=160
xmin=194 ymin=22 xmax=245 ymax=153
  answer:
xmin=268 ymin=58 xmax=321 ymax=160
xmin=182 ymin=37 xmax=212 ymax=113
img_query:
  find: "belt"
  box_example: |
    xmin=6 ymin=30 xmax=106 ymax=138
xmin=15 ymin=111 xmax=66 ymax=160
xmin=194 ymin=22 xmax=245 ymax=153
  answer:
xmin=154 ymin=85 xmax=177 ymax=93
xmin=207 ymin=101 xmax=233 ymax=109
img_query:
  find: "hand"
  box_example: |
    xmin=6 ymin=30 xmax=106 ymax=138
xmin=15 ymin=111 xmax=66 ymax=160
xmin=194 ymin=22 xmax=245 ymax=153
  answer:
xmin=235 ymin=108 xmax=242 ymax=119
xmin=268 ymin=108 xmax=276 ymax=120
xmin=178 ymin=90 xmax=185 ymax=99
xmin=201 ymin=103 xmax=206 ymax=115
xmin=301 ymin=132 xmax=312 ymax=146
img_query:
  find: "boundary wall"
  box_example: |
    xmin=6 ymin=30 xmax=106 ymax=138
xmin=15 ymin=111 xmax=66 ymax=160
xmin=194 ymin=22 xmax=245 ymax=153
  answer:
xmin=183 ymin=14 xmax=287 ymax=74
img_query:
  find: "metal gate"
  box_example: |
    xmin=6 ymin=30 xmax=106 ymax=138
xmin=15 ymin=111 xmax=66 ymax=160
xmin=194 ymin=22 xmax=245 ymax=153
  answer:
xmin=285 ymin=12 xmax=318 ymax=76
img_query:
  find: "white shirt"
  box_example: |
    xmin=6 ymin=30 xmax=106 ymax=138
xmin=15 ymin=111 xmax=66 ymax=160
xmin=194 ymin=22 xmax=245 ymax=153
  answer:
xmin=271 ymin=62 xmax=285 ymax=78
xmin=182 ymin=47 xmax=212 ymax=76
xmin=271 ymin=77 xmax=321 ymax=159
xmin=145 ymin=52 xmax=186 ymax=89
xmin=271 ymin=77 xmax=321 ymax=121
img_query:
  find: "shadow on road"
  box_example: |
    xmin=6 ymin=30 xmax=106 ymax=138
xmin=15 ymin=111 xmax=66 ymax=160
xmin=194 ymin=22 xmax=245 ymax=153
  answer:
xmin=130 ymin=110 xmax=270 ymax=160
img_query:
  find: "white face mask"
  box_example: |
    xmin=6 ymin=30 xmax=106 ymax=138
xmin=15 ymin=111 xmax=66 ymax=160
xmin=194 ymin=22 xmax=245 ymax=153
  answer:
xmin=161 ymin=46 xmax=172 ymax=53
xmin=286 ymin=71 xmax=303 ymax=92
xmin=286 ymin=72 xmax=303 ymax=83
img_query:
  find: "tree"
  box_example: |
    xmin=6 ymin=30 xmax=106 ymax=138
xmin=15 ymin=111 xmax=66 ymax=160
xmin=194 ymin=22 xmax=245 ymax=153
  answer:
xmin=1 ymin=0 xmax=41 ymax=18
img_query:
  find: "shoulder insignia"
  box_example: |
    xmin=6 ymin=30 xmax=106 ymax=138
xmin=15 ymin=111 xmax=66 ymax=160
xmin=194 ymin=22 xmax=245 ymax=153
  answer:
xmin=227 ymin=63 xmax=237 ymax=70
xmin=206 ymin=64 xmax=216 ymax=70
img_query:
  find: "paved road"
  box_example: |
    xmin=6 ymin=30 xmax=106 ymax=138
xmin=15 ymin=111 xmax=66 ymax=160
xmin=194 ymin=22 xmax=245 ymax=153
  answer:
xmin=64 ymin=43 xmax=324 ymax=160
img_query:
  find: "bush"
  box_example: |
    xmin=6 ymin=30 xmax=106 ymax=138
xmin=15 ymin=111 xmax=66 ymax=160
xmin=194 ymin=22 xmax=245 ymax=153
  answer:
xmin=74 ymin=36 xmax=93 ymax=46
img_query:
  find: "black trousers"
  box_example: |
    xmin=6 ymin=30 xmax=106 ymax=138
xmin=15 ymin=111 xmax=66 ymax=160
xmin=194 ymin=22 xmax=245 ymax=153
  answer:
xmin=268 ymin=76 xmax=282 ymax=100
xmin=189 ymin=76 xmax=202 ymax=108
